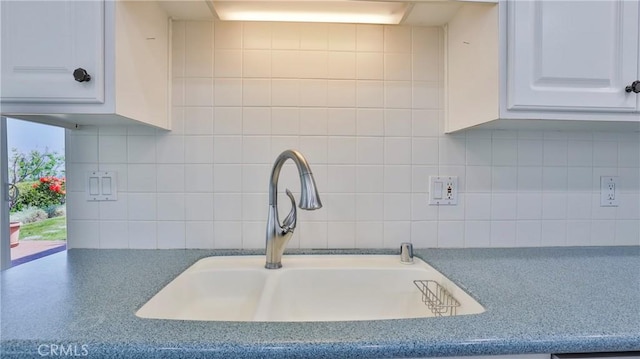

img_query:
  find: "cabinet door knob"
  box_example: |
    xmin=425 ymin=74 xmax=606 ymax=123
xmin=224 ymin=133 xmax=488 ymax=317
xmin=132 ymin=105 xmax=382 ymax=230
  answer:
xmin=73 ymin=68 xmax=91 ymax=82
xmin=625 ymin=80 xmax=640 ymax=93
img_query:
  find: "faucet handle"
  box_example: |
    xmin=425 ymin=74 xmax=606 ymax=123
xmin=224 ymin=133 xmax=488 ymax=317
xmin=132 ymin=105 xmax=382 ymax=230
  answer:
xmin=281 ymin=189 xmax=297 ymax=233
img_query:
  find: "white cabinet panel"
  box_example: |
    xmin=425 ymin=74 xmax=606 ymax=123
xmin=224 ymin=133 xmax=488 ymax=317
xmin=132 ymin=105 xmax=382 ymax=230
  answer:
xmin=508 ymin=0 xmax=639 ymax=112
xmin=0 ymin=1 xmax=104 ymax=103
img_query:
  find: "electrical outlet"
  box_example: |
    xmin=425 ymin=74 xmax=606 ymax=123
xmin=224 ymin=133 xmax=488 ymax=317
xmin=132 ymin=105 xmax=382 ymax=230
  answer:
xmin=600 ymin=176 xmax=618 ymax=207
xmin=428 ymin=176 xmax=458 ymax=205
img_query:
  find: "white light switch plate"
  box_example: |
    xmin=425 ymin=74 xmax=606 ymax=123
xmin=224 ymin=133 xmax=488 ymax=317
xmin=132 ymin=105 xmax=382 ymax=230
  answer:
xmin=428 ymin=176 xmax=458 ymax=205
xmin=86 ymin=171 xmax=117 ymax=201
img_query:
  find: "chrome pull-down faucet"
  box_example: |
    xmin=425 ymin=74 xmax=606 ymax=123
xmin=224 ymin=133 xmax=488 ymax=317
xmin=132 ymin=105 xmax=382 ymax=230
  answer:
xmin=265 ymin=150 xmax=322 ymax=269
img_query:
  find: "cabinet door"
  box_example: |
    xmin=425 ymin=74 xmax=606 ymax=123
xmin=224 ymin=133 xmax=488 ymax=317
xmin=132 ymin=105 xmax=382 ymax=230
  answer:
xmin=507 ymin=0 xmax=639 ymax=112
xmin=0 ymin=1 xmax=104 ymax=103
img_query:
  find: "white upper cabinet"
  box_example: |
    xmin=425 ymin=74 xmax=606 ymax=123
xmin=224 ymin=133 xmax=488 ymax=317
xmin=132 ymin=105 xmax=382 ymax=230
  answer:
xmin=0 ymin=0 xmax=217 ymax=130
xmin=445 ymin=0 xmax=640 ymax=133
xmin=1 ymin=1 xmax=105 ymax=104
xmin=508 ymin=0 xmax=639 ymax=112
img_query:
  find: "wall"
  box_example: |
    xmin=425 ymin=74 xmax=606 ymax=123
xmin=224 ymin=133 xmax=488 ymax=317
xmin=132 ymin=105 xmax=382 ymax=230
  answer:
xmin=65 ymin=21 xmax=640 ymax=249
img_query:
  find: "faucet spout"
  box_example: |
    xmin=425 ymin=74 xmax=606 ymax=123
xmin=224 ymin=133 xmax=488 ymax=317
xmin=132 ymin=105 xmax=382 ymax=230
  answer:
xmin=265 ymin=150 xmax=322 ymax=269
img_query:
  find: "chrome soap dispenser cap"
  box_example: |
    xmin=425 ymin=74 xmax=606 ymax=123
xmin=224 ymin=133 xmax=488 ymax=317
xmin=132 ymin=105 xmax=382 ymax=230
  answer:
xmin=400 ymin=242 xmax=413 ymax=264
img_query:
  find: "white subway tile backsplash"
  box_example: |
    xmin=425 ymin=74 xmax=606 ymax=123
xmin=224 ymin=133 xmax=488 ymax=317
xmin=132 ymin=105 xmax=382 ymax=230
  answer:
xmin=127 ymin=193 xmax=157 ymax=221
xmin=184 ymin=136 xmax=214 ymax=164
xmin=356 ymin=81 xmax=384 ymax=108
xmin=214 ymin=21 xmax=242 ymax=49
xmin=156 ymin=164 xmax=186 ymax=192
xmin=384 ymin=109 xmax=412 ymax=137
xmin=383 ymin=165 xmax=411 ymax=193
xmin=156 ymin=135 xmax=185 ymax=164
xmin=214 ymin=48 xmax=242 ymax=78
xmin=184 ymin=78 xmax=214 ymax=107
xmin=384 ymin=26 xmax=411 ymax=53
xmin=213 ymin=136 xmax=242 ymax=163
xmin=566 ymin=220 xmax=591 ymax=246
xmin=328 ymin=24 xmax=356 ymax=51
xmin=356 ymin=52 xmax=384 ymax=80
xmin=156 ymin=221 xmax=186 ymax=249
xmin=383 ymin=193 xmax=411 ymax=221
xmin=411 ymin=221 xmax=437 ymax=248
xmin=186 ymin=221 xmax=215 ymax=248
xmin=412 ymin=51 xmax=439 ymax=82
xmin=328 ymin=109 xmax=356 ymax=136
xmin=385 ymin=81 xmax=412 ymax=109
xmin=100 ymin=193 xmax=128 ymax=220
xmin=299 ymin=80 xmax=328 ymax=107
xmin=615 ymin=220 xmax=640 ymax=245
xmin=243 ymin=50 xmax=271 ymax=78
xmin=590 ymin=220 xmax=615 ymax=246
xmin=185 ymin=22 xmax=213 ymax=78
xmin=516 ymin=220 xmax=541 ymax=247
xmin=567 ymin=140 xmax=593 ymax=166
xmin=327 ymin=81 xmax=357 ymax=108
xmin=437 ymin=221 xmax=464 ymax=248
xmin=464 ymin=221 xmax=491 ymax=248
xmin=243 ymin=107 xmax=271 ymax=135
xmin=540 ymin=220 xmax=566 ymax=246
xmin=328 ymin=52 xmax=356 ymax=79
xmin=465 ymin=193 xmax=491 ymax=220
xmin=298 ymin=51 xmax=328 ymax=78
xmin=214 ymin=79 xmax=242 ymax=107
xmin=172 ymin=22 xmax=186 ymax=78
xmin=543 ymin=140 xmax=568 ymax=166
xmin=243 ymin=22 xmax=271 ymax=49
xmin=356 ymin=25 xmax=383 ymax=52
xmin=356 ymin=221 xmax=384 ymax=248
xmin=356 ymin=137 xmax=383 ymax=164
xmin=327 ymin=222 xmax=356 ymax=248
xmin=618 ymin=140 xmax=640 ymax=167
xmin=66 ymin=20 xmax=639 ymax=250
xmin=384 ymin=53 xmax=411 ymax=81
xmin=99 ymin=221 xmax=129 ymax=248
xmin=242 ymin=136 xmax=271 ymax=163
xmin=128 ymin=221 xmax=157 ymax=249
xmin=592 ymin=141 xmax=618 ymax=167
xmin=491 ymin=221 xmax=516 ymax=247
xmin=271 ymin=80 xmax=300 ymax=107
xmin=99 ymin=136 xmax=127 ymax=163
xmin=157 ymin=193 xmax=186 ymax=221
xmin=383 ymin=221 xmax=410 ymax=247
xmin=242 ymin=79 xmax=271 ymax=106
xmin=213 ymin=164 xmax=242 ymax=192
xmin=184 ymin=164 xmax=214 ymax=192
xmin=215 ymin=221 xmax=242 ymax=249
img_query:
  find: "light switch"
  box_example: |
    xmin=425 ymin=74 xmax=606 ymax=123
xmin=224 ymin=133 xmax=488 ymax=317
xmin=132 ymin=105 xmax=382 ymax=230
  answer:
xmin=89 ymin=177 xmax=100 ymax=195
xmin=433 ymin=181 xmax=443 ymax=199
xmin=428 ymin=176 xmax=458 ymax=205
xmin=86 ymin=171 xmax=118 ymax=201
xmin=102 ymin=177 xmax=112 ymax=195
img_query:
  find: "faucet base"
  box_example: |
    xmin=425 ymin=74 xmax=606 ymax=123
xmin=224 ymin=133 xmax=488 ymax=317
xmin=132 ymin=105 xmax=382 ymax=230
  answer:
xmin=265 ymin=262 xmax=282 ymax=269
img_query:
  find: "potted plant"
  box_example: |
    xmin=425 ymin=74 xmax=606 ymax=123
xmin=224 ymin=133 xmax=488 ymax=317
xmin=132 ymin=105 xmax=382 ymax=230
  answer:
xmin=8 ymin=183 xmax=20 ymax=248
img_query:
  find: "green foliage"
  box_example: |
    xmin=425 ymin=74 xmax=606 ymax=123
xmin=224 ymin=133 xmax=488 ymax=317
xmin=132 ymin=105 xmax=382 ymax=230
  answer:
xmin=9 ymin=148 xmax=65 ymax=184
xmin=43 ymin=204 xmax=66 ymax=218
xmin=17 ymin=216 xmax=67 ymax=241
xmin=9 ymin=206 xmax=49 ymax=224
xmin=11 ymin=178 xmax=66 ymax=212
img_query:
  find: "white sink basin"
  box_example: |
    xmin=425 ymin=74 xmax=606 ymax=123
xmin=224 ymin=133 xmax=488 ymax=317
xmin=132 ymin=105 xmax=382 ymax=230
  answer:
xmin=136 ymin=255 xmax=485 ymax=322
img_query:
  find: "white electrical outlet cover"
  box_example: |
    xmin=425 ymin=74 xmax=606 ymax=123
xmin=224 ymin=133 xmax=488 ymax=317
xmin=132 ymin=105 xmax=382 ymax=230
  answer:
xmin=428 ymin=176 xmax=458 ymax=205
xmin=600 ymin=176 xmax=618 ymax=207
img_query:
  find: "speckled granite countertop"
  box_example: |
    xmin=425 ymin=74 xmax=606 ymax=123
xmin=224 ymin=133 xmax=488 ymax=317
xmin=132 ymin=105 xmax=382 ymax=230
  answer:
xmin=1 ymin=247 xmax=639 ymax=358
